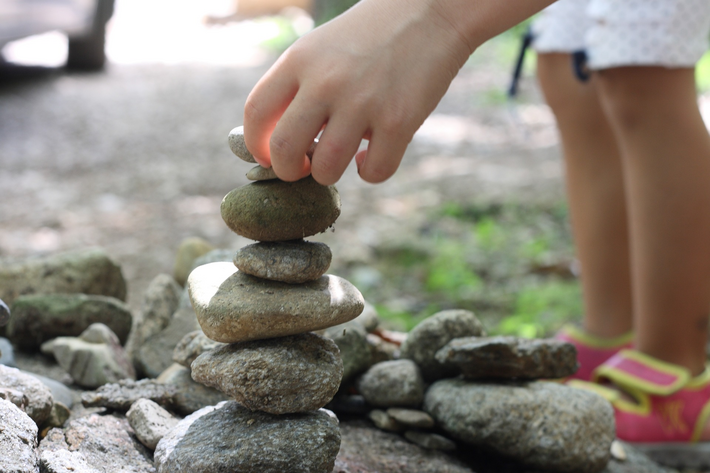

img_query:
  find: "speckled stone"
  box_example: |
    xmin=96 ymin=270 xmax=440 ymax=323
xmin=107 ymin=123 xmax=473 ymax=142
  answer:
xmin=0 ymin=399 xmax=39 ymax=473
xmin=234 ymin=240 xmax=332 ymax=284
xmin=187 ymin=262 xmax=364 ymax=343
xmin=435 ymin=336 xmax=579 ymax=380
xmin=424 ymin=379 xmax=615 ymax=473
xmin=0 ymin=365 xmax=53 ymax=425
xmin=191 ymin=332 xmax=343 ymax=414
xmin=81 ymin=379 xmax=178 ymax=411
xmin=246 ymin=165 xmax=278 ymax=181
xmin=172 ymin=330 xmax=226 ymax=368
xmin=127 ymin=399 xmax=179 ymax=451
xmin=227 ymin=126 xmax=257 ymax=163
xmin=154 ymin=401 xmax=340 ymax=473
xmin=357 ymin=360 xmax=425 ymax=408
xmin=220 ymin=177 xmax=341 ymax=242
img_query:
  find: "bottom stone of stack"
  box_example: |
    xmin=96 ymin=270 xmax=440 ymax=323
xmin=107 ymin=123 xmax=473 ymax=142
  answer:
xmin=154 ymin=401 xmax=341 ymax=473
xmin=190 ymin=332 xmax=343 ymax=414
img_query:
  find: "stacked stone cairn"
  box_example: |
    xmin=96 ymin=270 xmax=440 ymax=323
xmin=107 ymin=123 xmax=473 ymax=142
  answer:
xmin=153 ymin=127 xmax=365 ymax=473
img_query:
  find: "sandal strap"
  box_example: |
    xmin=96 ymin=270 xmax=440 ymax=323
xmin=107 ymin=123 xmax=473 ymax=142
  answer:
xmin=592 ymin=349 xmax=691 ymax=396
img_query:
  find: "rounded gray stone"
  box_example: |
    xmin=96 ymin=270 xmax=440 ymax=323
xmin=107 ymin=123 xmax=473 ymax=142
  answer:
xmin=357 ymin=360 xmax=425 ymax=408
xmin=400 ymin=309 xmax=486 ymax=382
xmin=246 ymin=165 xmax=278 ymax=181
xmin=154 ymin=401 xmax=341 ymax=473
xmin=0 ymin=398 xmax=39 ymax=473
xmin=127 ymin=398 xmax=179 ymax=451
xmin=228 ymin=126 xmax=257 ymax=163
xmin=187 ymin=262 xmax=364 ymax=343
xmin=172 ymin=330 xmax=226 ymax=368
xmin=424 ymin=379 xmax=615 ymax=473
xmin=368 ymin=409 xmax=402 ymax=432
xmin=435 ymin=336 xmax=579 ymax=380
xmin=0 ymin=364 xmax=53 ymax=425
xmin=386 ymin=408 xmax=435 ymax=429
xmin=323 ymin=321 xmax=373 ymax=384
xmin=191 ymin=332 xmax=343 ymax=414
xmin=220 ymin=177 xmax=341 ymax=242
xmin=157 ymin=364 xmax=229 ymax=416
xmin=234 ymin=240 xmax=332 ymax=284
xmin=8 ymin=293 xmax=133 ymax=350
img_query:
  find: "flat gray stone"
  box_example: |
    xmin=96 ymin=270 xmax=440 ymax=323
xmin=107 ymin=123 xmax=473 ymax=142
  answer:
xmin=8 ymin=293 xmax=132 ymax=350
xmin=172 ymin=330 xmax=226 ymax=368
xmin=400 ymin=309 xmax=486 ymax=382
xmin=0 ymin=398 xmax=39 ymax=473
xmin=246 ymin=164 xmax=278 ymax=181
xmin=0 ymin=248 xmax=126 ymax=307
xmin=386 ymin=408 xmax=435 ymax=429
xmin=39 ymin=414 xmax=154 ymax=473
xmin=368 ymin=409 xmax=402 ymax=432
xmin=436 ymin=336 xmax=578 ymax=379
xmin=157 ymin=364 xmax=229 ymax=416
xmin=227 ymin=126 xmax=257 ymax=163
xmin=188 ymin=263 xmax=364 ymax=343
xmin=81 ymin=379 xmax=177 ymax=411
xmin=220 ymin=177 xmax=341 ymax=242
xmin=323 ymin=321 xmax=372 ymax=384
xmin=127 ymin=398 xmax=179 ymax=451
xmin=0 ymin=298 xmax=9 ymax=327
xmin=0 ymin=364 xmax=53 ymax=425
xmin=154 ymin=401 xmax=340 ymax=473
xmin=424 ymin=379 xmax=615 ymax=473
xmin=191 ymin=333 xmax=343 ymax=414
xmin=404 ymin=431 xmax=457 ymax=451
xmin=173 ymin=237 xmax=215 ymax=286
xmin=126 ymin=273 xmax=182 ymax=377
xmin=334 ymin=421 xmax=473 ymax=473
xmin=357 ymin=360 xmax=425 ymax=408
xmin=41 ymin=324 xmax=135 ymax=389
xmin=234 ymin=240 xmax=332 ymax=284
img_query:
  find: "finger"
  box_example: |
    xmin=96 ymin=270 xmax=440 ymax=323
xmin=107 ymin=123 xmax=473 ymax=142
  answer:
xmin=243 ymin=63 xmax=300 ymax=167
xmin=356 ymin=130 xmax=410 ymax=183
xmin=270 ymin=94 xmax=328 ymax=182
xmin=310 ymin=117 xmax=368 ymax=186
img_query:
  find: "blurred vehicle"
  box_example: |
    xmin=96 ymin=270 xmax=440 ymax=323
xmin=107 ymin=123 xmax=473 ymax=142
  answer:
xmin=0 ymin=0 xmax=114 ymax=70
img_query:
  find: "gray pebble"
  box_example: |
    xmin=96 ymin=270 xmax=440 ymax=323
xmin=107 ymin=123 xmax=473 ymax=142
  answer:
xmin=227 ymin=126 xmax=257 ymax=163
xmin=234 ymin=240 xmax=332 ymax=284
xmin=404 ymin=431 xmax=457 ymax=451
xmin=246 ymin=165 xmax=278 ymax=181
xmin=386 ymin=408 xmax=435 ymax=429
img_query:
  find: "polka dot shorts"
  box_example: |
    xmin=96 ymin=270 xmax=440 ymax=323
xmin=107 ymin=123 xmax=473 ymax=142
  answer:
xmin=532 ymin=0 xmax=710 ymax=69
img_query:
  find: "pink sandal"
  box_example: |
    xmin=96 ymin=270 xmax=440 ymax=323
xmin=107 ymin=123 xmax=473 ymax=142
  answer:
xmin=555 ymin=324 xmax=633 ymax=381
xmin=569 ymin=349 xmax=710 ymax=469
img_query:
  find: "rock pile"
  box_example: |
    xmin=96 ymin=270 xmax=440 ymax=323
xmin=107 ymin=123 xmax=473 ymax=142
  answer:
xmin=155 ymin=127 xmax=365 ymax=472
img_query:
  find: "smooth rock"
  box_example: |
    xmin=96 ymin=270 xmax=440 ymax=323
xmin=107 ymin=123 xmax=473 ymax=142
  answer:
xmin=0 ymin=248 xmax=126 ymax=306
xmin=246 ymin=164 xmax=278 ymax=181
xmin=126 ymin=273 xmax=182 ymax=376
xmin=368 ymin=409 xmax=402 ymax=432
xmin=8 ymin=293 xmax=132 ymax=350
xmin=188 ymin=263 xmax=364 ymax=343
xmin=172 ymin=330 xmax=226 ymax=368
xmin=0 ymin=298 xmax=9 ymax=327
xmin=436 ymin=336 xmax=579 ymax=379
xmin=39 ymin=414 xmax=154 ymax=473
xmin=0 ymin=398 xmax=39 ymax=473
xmin=154 ymin=401 xmax=341 ymax=473
xmin=173 ymin=237 xmax=215 ymax=286
xmin=424 ymin=379 xmax=615 ymax=473
xmin=157 ymin=364 xmax=229 ymax=416
xmin=400 ymin=309 xmax=486 ymax=382
xmin=127 ymin=398 xmax=179 ymax=451
xmin=26 ymin=373 xmax=73 ymax=408
xmin=41 ymin=323 xmax=135 ymax=389
xmin=191 ymin=332 xmax=343 ymax=414
xmin=234 ymin=240 xmax=332 ymax=283
xmin=220 ymin=177 xmax=341 ymax=241
xmin=81 ymin=379 xmax=177 ymax=411
xmin=334 ymin=421 xmax=474 ymax=473
xmin=136 ymin=305 xmax=201 ymax=378
xmin=404 ymin=431 xmax=457 ymax=451
xmin=0 ymin=337 xmax=16 ymax=367
xmin=323 ymin=321 xmax=372 ymax=384
xmin=0 ymin=364 xmax=53 ymax=425
xmin=357 ymin=360 xmax=425 ymax=408
xmin=227 ymin=126 xmax=257 ymax=163
xmin=386 ymin=408 xmax=435 ymax=429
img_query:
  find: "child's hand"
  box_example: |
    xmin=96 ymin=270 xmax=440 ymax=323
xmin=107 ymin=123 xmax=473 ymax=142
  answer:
xmin=243 ymin=0 xmax=472 ymax=185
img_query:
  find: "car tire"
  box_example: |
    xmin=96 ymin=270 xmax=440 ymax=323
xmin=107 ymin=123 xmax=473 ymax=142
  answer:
xmin=66 ymin=0 xmax=115 ymax=71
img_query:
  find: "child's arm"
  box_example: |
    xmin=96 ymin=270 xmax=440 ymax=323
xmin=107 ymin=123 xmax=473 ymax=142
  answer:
xmin=244 ymin=0 xmax=554 ymax=184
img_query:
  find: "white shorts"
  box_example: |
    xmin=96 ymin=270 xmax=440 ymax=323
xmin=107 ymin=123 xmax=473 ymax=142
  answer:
xmin=532 ymin=0 xmax=710 ymax=69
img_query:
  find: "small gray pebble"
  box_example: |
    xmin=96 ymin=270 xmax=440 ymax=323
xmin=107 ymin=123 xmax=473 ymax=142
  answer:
xmin=246 ymin=165 xmax=278 ymax=181
xmin=227 ymin=126 xmax=257 ymax=163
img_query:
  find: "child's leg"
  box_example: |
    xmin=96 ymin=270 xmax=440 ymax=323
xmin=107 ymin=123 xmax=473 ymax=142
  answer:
xmin=537 ymin=53 xmax=633 ymax=338
xmin=596 ymin=66 xmax=710 ymax=376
